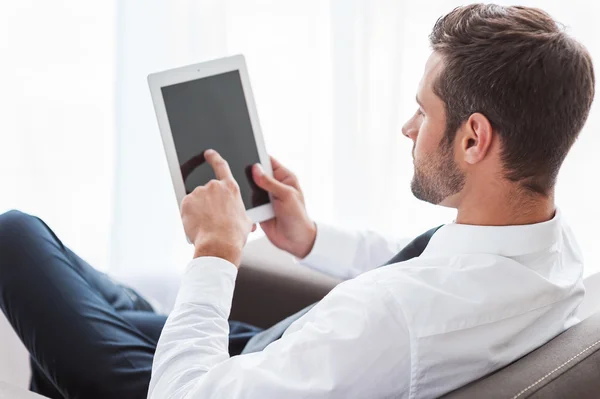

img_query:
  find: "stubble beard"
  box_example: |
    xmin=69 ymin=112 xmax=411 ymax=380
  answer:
xmin=411 ymin=140 xmax=466 ymax=205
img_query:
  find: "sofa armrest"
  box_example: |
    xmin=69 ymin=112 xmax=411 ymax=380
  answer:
xmin=231 ymin=237 xmax=341 ymax=328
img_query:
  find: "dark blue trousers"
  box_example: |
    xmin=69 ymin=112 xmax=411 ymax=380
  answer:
xmin=0 ymin=210 xmax=262 ymax=399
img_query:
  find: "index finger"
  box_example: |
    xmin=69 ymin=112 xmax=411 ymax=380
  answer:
xmin=204 ymin=149 xmax=233 ymax=181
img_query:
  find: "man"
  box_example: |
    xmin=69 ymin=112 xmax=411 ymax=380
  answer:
xmin=0 ymin=3 xmax=595 ymax=398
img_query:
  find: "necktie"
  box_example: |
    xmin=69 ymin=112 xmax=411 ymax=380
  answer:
xmin=241 ymin=225 xmax=443 ymax=354
xmin=380 ymin=225 xmax=443 ymax=267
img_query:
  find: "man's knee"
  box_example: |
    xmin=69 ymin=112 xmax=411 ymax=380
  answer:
xmin=0 ymin=209 xmax=44 ymax=246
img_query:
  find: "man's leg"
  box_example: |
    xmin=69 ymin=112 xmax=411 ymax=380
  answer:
xmin=0 ymin=210 xmax=263 ymax=398
xmin=0 ymin=210 xmax=165 ymax=398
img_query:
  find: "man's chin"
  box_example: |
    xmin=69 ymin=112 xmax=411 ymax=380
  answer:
xmin=410 ymin=176 xmax=436 ymax=204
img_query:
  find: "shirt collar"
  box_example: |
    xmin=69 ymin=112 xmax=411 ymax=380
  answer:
xmin=421 ymin=208 xmax=562 ymax=258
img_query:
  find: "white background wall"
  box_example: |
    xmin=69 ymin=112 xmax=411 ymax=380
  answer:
xmin=0 ymin=1 xmax=598 ymax=276
xmin=112 ymin=0 xmax=600 ymax=275
xmin=0 ymin=1 xmax=115 ymax=270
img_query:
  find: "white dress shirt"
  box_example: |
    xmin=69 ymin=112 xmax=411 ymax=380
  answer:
xmin=149 ymin=209 xmax=584 ymax=398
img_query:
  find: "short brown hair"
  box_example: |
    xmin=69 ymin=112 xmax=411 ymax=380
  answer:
xmin=430 ymin=4 xmax=595 ymax=195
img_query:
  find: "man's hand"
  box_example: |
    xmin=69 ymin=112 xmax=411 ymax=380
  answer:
xmin=252 ymin=157 xmax=316 ymax=259
xmin=181 ymin=149 xmax=253 ymax=267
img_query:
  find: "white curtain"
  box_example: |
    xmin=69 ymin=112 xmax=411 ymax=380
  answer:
xmin=112 ymin=0 xmax=600 ymax=275
xmin=0 ymin=1 xmax=115 ymax=271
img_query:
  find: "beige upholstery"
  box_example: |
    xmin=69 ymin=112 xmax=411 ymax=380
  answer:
xmin=0 ymin=380 xmax=45 ymax=399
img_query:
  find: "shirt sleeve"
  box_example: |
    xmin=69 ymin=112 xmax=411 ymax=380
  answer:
xmin=298 ymin=223 xmax=412 ymax=280
xmin=148 ymin=257 xmax=412 ymax=399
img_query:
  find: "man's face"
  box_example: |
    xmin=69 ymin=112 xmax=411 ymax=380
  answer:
xmin=402 ymin=52 xmax=465 ymax=206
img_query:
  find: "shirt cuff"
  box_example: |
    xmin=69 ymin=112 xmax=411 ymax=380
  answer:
xmin=298 ymin=223 xmax=359 ymax=278
xmin=174 ymin=256 xmax=239 ymax=318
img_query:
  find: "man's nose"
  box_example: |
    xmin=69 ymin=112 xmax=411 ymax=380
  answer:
xmin=402 ymin=120 xmax=418 ymax=141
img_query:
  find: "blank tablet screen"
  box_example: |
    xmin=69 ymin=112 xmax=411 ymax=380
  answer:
xmin=161 ymin=70 xmax=270 ymax=209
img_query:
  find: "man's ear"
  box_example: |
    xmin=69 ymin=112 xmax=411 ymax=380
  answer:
xmin=461 ymin=113 xmax=493 ymax=165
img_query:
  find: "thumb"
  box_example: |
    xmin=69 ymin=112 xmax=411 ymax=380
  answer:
xmin=252 ymin=164 xmax=292 ymax=198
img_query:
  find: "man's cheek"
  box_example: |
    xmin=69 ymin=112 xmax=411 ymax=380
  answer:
xmin=413 ymin=140 xmax=428 ymax=162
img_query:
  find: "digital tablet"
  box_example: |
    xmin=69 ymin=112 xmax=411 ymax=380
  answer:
xmin=148 ymin=55 xmax=275 ymax=224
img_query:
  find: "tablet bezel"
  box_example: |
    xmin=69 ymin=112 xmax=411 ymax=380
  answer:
xmin=148 ymin=55 xmax=275 ymax=225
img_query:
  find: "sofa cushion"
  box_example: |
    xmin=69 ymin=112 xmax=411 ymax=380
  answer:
xmin=0 ymin=380 xmax=47 ymax=398
xmin=443 ymin=311 xmax=600 ymax=398
xmin=231 ymin=237 xmax=341 ymax=328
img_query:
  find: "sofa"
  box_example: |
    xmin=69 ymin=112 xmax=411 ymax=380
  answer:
xmin=1 ymin=237 xmax=600 ymax=398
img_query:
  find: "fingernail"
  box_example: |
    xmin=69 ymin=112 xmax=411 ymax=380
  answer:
xmin=255 ymin=164 xmax=264 ymax=175
xmin=205 ymin=149 xmax=215 ymax=156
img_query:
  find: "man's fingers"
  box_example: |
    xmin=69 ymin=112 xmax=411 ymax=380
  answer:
xmin=269 ymin=156 xmax=301 ymax=190
xmin=270 ymin=156 xmax=283 ymax=169
xmin=204 ymin=149 xmax=233 ymax=181
xmin=252 ymin=164 xmax=292 ymax=198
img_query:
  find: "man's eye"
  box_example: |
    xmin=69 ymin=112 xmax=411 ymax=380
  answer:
xmin=417 ymin=109 xmax=425 ymax=116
